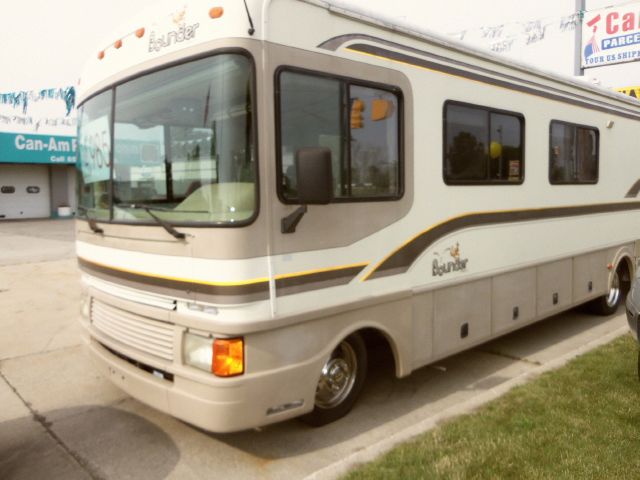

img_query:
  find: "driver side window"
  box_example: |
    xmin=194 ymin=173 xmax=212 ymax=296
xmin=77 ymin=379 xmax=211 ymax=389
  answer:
xmin=277 ymin=69 xmax=402 ymax=202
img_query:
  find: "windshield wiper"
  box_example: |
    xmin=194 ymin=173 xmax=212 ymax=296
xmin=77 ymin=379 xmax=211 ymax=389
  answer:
xmin=77 ymin=206 xmax=104 ymax=234
xmin=116 ymin=203 xmax=186 ymax=240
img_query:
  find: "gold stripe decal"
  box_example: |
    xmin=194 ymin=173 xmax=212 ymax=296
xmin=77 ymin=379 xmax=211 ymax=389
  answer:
xmin=78 ymin=257 xmax=368 ymax=301
xmin=79 ymin=257 xmax=269 ymax=287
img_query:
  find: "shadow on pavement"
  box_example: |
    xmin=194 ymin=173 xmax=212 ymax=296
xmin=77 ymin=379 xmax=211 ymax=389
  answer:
xmin=0 ymin=406 xmax=179 ymax=480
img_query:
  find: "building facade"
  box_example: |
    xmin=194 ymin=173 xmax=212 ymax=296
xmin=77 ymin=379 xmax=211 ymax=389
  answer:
xmin=0 ymin=87 xmax=77 ymax=220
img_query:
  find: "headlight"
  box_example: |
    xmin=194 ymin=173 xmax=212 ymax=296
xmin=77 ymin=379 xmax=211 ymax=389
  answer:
xmin=183 ymin=332 xmax=214 ymax=372
xmin=183 ymin=332 xmax=244 ymax=377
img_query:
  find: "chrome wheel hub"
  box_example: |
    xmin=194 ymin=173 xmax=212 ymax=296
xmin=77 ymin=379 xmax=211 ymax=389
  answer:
xmin=606 ymin=271 xmax=621 ymax=308
xmin=315 ymin=341 xmax=358 ymax=409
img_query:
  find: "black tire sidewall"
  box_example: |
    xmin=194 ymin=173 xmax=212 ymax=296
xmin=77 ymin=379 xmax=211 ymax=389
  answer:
xmin=300 ymin=332 xmax=368 ymax=427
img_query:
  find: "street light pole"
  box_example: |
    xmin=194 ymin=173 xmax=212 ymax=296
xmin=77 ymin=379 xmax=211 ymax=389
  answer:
xmin=575 ymin=0 xmax=585 ymax=76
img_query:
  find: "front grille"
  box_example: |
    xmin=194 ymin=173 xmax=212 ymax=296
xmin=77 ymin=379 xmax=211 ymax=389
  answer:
xmin=100 ymin=343 xmax=174 ymax=382
xmin=91 ymin=299 xmax=174 ymax=361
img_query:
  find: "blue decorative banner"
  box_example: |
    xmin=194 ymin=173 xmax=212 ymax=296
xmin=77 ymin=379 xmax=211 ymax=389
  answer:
xmin=0 ymin=87 xmax=75 ymax=116
xmin=0 ymin=132 xmax=76 ymax=164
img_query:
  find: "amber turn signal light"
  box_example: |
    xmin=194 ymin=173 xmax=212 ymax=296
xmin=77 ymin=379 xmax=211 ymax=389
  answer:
xmin=209 ymin=7 xmax=224 ymax=19
xmin=213 ymin=338 xmax=244 ymax=377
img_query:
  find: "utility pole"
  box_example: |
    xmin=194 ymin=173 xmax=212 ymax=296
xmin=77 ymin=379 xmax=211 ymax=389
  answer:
xmin=575 ymin=0 xmax=585 ymax=76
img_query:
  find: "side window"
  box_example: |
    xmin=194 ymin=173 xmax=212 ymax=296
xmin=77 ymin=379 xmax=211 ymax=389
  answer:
xmin=349 ymin=85 xmax=400 ymax=198
xmin=549 ymin=121 xmax=598 ymax=184
xmin=279 ymin=72 xmax=342 ymax=199
xmin=277 ymin=69 xmax=401 ymax=202
xmin=444 ymin=102 xmax=524 ymax=184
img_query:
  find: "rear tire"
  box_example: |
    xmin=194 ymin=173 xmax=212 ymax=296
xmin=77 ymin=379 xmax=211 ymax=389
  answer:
xmin=300 ymin=332 xmax=367 ymax=427
xmin=588 ymin=268 xmax=624 ymax=316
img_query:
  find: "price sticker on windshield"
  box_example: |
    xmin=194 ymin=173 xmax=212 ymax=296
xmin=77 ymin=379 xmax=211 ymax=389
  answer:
xmin=79 ymin=115 xmax=111 ymax=184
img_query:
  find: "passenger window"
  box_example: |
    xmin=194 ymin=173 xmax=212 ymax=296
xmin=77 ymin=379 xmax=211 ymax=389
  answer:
xmin=1 ymin=186 xmax=15 ymax=194
xmin=277 ymin=69 xmax=402 ymax=202
xmin=549 ymin=121 xmax=598 ymax=184
xmin=444 ymin=102 xmax=524 ymax=184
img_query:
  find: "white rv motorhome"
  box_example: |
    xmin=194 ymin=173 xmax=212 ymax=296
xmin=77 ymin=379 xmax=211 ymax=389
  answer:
xmin=77 ymin=0 xmax=640 ymax=432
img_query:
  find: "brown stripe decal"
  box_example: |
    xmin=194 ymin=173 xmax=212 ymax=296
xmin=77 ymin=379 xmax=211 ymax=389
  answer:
xmin=347 ymin=43 xmax=640 ymax=121
xmin=367 ymin=202 xmax=640 ymax=280
xmin=78 ymin=258 xmax=270 ymax=300
xmin=276 ymin=265 xmax=367 ymax=297
xmin=626 ymin=179 xmax=640 ymax=198
xmin=318 ymin=34 xmax=640 ymax=121
xmin=78 ymin=258 xmax=367 ymax=303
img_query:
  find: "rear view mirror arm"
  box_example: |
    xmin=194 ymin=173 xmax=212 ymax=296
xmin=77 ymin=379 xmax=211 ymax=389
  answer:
xmin=281 ymin=205 xmax=307 ymax=234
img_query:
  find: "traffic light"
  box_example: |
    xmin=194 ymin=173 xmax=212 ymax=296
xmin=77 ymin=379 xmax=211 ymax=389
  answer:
xmin=351 ymin=98 xmax=365 ymax=129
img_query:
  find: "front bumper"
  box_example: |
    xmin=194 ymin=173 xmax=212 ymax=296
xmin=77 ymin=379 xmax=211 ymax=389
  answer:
xmin=79 ymin=279 xmax=327 ymax=432
xmin=87 ymin=336 xmax=317 ymax=432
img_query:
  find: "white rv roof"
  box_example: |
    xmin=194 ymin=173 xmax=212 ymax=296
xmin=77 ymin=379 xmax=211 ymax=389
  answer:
xmin=303 ymin=0 xmax=639 ymax=107
xmin=77 ymin=0 xmax=638 ymax=108
xmin=77 ymin=0 xmax=260 ymax=100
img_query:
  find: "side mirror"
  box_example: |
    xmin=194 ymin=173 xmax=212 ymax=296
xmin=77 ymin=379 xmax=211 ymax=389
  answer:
xmin=281 ymin=147 xmax=333 ymax=234
xmin=296 ymin=147 xmax=333 ymax=205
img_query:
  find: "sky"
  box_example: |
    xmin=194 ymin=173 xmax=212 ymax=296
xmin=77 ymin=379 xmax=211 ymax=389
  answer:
xmin=0 ymin=0 xmax=636 ymax=92
xmin=0 ymin=0 xmax=157 ymax=90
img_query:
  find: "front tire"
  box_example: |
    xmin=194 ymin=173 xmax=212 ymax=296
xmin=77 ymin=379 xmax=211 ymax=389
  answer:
xmin=300 ymin=332 xmax=368 ymax=427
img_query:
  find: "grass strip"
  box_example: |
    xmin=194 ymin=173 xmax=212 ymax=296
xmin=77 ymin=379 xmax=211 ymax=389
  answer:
xmin=345 ymin=335 xmax=640 ymax=479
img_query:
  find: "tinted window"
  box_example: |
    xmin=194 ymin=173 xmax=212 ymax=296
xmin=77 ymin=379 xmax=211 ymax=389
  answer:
xmin=444 ymin=102 xmax=524 ymax=184
xmin=1 ymin=186 xmax=15 ymax=194
xmin=349 ymin=85 xmax=400 ymax=198
xmin=279 ymin=73 xmax=342 ymax=198
xmin=278 ymin=69 xmax=401 ymax=201
xmin=549 ymin=121 xmax=598 ymax=184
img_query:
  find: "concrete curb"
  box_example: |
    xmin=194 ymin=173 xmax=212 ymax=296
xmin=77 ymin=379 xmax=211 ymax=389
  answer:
xmin=305 ymin=325 xmax=629 ymax=480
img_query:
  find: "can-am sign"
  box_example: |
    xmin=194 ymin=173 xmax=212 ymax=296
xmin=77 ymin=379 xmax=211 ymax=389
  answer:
xmin=0 ymin=132 xmax=76 ymax=164
xmin=582 ymin=3 xmax=640 ymax=68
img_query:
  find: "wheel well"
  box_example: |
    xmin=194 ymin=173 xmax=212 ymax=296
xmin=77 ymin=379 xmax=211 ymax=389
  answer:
xmin=617 ymin=255 xmax=633 ymax=295
xmin=358 ymin=328 xmax=399 ymax=377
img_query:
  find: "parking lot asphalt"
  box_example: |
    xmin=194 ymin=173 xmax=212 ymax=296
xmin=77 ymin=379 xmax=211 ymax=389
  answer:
xmin=0 ymin=219 xmax=629 ymax=480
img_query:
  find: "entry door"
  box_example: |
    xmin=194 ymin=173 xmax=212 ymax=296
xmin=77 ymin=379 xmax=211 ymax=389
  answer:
xmin=0 ymin=165 xmax=51 ymax=219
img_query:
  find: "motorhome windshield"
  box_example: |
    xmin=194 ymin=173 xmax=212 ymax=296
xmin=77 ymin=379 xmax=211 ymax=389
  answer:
xmin=77 ymin=53 xmax=256 ymax=225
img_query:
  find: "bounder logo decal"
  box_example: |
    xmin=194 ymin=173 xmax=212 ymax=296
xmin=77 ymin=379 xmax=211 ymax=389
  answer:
xmin=432 ymin=242 xmax=469 ymax=277
xmin=148 ymin=5 xmax=200 ymax=53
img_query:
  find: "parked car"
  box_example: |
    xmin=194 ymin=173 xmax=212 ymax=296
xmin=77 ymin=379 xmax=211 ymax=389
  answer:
xmin=627 ymin=278 xmax=640 ymax=342
xmin=626 ymin=278 xmax=640 ymax=378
